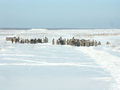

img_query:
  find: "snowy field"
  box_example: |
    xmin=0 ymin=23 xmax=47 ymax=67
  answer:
xmin=0 ymin=29 xmax=120 ymax=90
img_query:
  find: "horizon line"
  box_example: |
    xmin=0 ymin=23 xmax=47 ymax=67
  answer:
xmin=0 ymin=28 xmax=120 ymax=30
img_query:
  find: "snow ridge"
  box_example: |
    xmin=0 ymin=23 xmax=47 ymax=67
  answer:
xmin=78 ymin=47 xmax=120 ymax=90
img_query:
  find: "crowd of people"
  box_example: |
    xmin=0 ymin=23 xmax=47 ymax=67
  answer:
xmin=6 ymin=36 xmax=101 ymax=47
xmin=6 ymin=37 xmax=48 ymax=44
xmin=53 ymin=37 xmax=101 ymax=47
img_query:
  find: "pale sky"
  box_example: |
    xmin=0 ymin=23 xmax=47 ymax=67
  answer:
xmin=0 ymin=0 xmax=120 ymax=28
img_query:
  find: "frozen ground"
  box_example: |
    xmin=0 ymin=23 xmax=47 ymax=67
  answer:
xmin=0 ymin=29 xmax=120 ymax=90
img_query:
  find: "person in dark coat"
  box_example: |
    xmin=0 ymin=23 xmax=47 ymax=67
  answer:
xmin=52 ymin=38 xmax=55 ymax=45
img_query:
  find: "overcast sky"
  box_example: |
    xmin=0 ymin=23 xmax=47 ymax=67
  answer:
xmin=0 ymin=0 xmax=120 ymax=28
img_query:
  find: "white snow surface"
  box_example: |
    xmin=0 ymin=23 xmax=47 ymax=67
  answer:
xmin=0 ymin=29 xmax=120 ymax=90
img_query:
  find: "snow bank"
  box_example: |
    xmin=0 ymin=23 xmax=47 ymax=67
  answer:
xmin=77 ymin=47 xmax=120 ymax=90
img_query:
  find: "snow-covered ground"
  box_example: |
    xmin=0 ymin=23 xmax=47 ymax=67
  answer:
xmin=0 ymin=29 xmax=120 ymax=90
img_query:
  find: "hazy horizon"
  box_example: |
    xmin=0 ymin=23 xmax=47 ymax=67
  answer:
xmin=0 ymin=28 xmax=120 ymax=30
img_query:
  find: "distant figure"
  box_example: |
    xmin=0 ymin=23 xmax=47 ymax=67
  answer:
xmin=94 ymin=40 xmax=98 ymax=47
xmin=11 ymin=38 xmax=14 ymax=43
xmin=56 ymin=40 xmax=59 ymax=45
xmin=106 ymin=41 xmax=110 ymax=45
xmin=30 ymin=39 xmax=34 ymax=44
xmin=85 ymin=40 xmax=90 ymax=47
xmin=25 ymin=39 xmax=29 ymax=43
xmin=59 ymin=37 xmax=62 ymax=40
xmin=37 ymin=38 xmax=42 ymax=43
xmin=44 ymin=37 xmax=48 ymax=43
xmin=71 ymin=37 xmax=75 ymax=46
xmin=34 ymin=38 xmax=37 ymax=44
xmin=15 ymin=38 xmax=18 ymax=43
xmin=75 ymin=40 xmax=80 ymax=46
xmin=98 ymin=41 xmax=101 ymax=45
xmin=67 ymin=39 xmax=70 ymax=45
xmin=52 ymin=38 xmax=55 ymax=45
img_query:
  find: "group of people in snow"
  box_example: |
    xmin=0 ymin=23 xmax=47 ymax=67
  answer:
xmin=6 ymin=37 xmax=48 ymax=44
xmin=6 ymin=36 xmax=102 ymax=47
xmin=52 ymin=37 xmax=101 ymax=47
